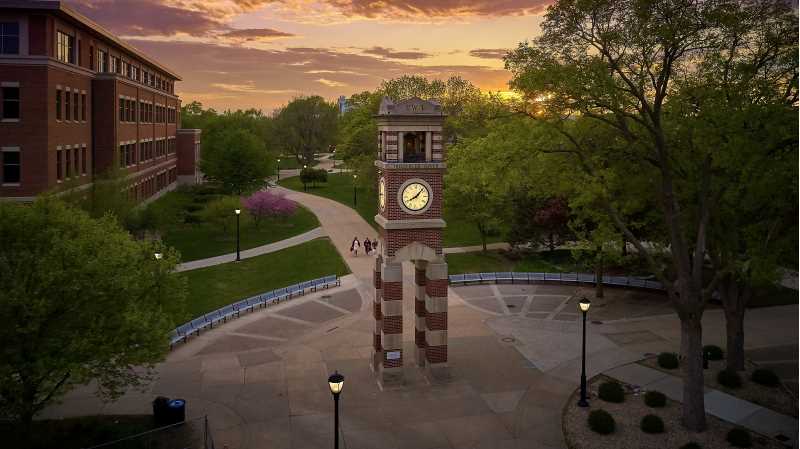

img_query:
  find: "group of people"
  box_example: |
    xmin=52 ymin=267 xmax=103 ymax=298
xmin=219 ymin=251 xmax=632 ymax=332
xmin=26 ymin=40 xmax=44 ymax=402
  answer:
xmin=350 ymin=237 xmax=378 ymax=257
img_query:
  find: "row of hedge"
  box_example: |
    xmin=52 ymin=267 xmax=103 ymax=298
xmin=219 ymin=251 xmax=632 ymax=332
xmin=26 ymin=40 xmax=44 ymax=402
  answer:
xmin=589 ymin=408 xmax=754 ymax=447
xmin=656 ymin=350 xmax=781 ymax=388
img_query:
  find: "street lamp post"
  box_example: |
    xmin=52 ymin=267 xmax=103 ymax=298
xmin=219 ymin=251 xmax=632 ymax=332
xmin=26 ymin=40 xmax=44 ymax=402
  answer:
xmin=578 ymin=297 xmax=591 ymax=407
xmin=332 ymin=149 xmax=336 ymax=169
xmin=154 ymin=252 xmax=163 ymax=260
xmin=234 ymin=209 xmax=241 ymax=261
xmin=303 ymin=164 xmax=308 ymax=192
xmin=277 ymin=158 xmax=281 ymax=182
xmin=353 ymin=174 xmax=358 ymax=207
xmin=328 ymin=371 xmax=344 ymax=449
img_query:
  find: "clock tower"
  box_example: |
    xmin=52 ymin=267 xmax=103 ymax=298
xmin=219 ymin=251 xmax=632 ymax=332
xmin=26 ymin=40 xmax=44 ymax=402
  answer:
xmin=372 ymin=97 xmax=449 ymax=387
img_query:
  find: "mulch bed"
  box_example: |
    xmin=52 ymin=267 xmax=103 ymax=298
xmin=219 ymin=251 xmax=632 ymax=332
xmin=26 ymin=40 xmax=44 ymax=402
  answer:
xmin=563 ymin=375 xmax=786 ymax=449
xmin=640 ymin=356 xmax=797 ymax=418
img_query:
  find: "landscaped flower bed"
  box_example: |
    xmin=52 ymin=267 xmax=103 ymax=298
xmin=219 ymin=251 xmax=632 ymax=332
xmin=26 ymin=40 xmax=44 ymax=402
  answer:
xmin=640 ymin=354 xmax=796 ymax=418
xmin=563 ymin=375 xmax=785 ymax=449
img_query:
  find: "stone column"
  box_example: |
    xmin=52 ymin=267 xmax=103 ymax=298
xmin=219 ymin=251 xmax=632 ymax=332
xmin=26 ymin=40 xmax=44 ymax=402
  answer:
xmin=371 ymin=254 xmax=383 ymax=373
xmin=379 ymin=260 xmax=404 ymax=386
xmin=425 ymin=261 xmax=449 ymax=379
xmin=414 ymin=260 xmax=428 ymax=367
xmin=397 ymin=132 xmax=404 ymax=163
xmin=425 ymin=131 xmax=432 ymax=162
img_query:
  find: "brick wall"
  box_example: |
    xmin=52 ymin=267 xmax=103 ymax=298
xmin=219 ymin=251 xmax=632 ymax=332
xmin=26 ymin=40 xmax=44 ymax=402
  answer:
xmin=381 ymin=169 xmax=444 ymax=220
xmin=385 ymin=228 xmax=442 ymax=257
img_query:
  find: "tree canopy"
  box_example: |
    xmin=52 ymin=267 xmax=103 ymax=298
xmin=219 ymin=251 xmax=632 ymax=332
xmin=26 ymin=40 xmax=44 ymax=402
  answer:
xmin=0 ymin=200 xmax=186 ymax=427
xmin=273 ymin=96 xmax=339 ymax=165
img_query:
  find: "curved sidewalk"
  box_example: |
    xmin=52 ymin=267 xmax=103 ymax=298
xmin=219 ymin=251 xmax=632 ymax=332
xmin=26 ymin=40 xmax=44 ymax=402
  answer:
xmin=175 ymin=227 xmax=326 ymax=272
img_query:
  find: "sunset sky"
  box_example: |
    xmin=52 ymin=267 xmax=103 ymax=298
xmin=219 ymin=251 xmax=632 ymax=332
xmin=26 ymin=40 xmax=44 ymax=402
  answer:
xmin=67 ymin=0 xmax=552 ymax=112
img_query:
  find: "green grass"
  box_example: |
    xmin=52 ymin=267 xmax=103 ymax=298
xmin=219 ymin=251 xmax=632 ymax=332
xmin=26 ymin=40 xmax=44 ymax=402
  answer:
xmin=278 ymin=173 xmax=506 ymax=248
xmin=179 ymin=238 xmax=350 ymax=320
xmin=446 ymin=249 xmax=585 ymax=275
xmin=145 ymin=187 xmax=320 ymax=262
xmin=0 ymin=415 xmax=155 ymax=449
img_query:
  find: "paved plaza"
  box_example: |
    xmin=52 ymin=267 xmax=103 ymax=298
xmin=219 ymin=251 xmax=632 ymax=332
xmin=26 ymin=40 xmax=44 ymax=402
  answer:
xmin=42 ymin=187 xmax=799 ymax=449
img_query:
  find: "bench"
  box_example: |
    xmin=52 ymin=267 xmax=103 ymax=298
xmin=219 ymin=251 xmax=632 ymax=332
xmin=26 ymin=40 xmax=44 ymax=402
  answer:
xmin=169 ymin=274 xmax=342 ymax=348
xmin=447 ymin=271 xmax=667 ymax=295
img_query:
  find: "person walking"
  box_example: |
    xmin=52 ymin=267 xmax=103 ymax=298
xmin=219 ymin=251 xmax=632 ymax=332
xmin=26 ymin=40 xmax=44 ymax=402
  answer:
xmin=350 ymin=237 xmax=361 ymax=256
xmin=364 ymin=238 xmax=372 ymax=255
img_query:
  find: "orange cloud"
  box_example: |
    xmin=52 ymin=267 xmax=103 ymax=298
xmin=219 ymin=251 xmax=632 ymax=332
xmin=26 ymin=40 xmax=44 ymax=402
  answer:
xmin=220 ymin=28 xmax=296 ymax=40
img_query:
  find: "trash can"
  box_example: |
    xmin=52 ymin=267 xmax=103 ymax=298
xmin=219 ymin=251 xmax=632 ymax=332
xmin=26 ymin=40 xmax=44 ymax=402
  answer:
xmin=152 ymin=396 xmax=170 ymax=427
xmin=167 ymin=398 xmax=186 ymax=424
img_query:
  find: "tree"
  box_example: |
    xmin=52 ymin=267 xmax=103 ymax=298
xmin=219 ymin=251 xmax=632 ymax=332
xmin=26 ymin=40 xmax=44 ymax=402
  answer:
xmin=508 ymin=195 xmax=571 ymax=252
xmin=200 ymin=128 xmax=271 ymax=195
xmin=502 ymin=0 xmax=796 ymax=430
xmin=0 ymin=199 xmax=186 ymax=430
xmin=243 ymin=191 xmax=297 ymax=228
xmin=273 ymin=96 xmax=338 ymax=166
xmin=202 ymin=196 xmax=242 ymax=234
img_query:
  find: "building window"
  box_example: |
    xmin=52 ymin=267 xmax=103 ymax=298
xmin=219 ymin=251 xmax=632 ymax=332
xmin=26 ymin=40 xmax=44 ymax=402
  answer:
xmin=98 ymin=50 xmax=108 ymax=72
xmin=81 ymin=93 xmax=86 ymax=121
xmin=0 ymin=22 xmax=19 ymax=55
xmin=81 ymin=147 xmax=87 ymax=174
xmin=1 ymin=85 xmax=20 ymax=120
xmin=56 ymin=89 xmax=62 ymax=120
xmin=119 ymin=144 xmax=125 ymax=168
xmin=65 ymin=148 xmax=71 ymax=178
xmin=1 ymin=147 xmax=20 ymax=184
xmin=89 ymin=45 xmax=94 ymax=69
xmin=65 ymin=90 xmax=71 ymax=121
xmin=56 ymin=149 xmax=62 ymax=181
xmin=131 ymin=100 xmax=137 ymax=122
xmin=56 ymin=31 xmax=75 ymax=64
xmin=119 ymin=98 xmax=124 ymax=122
xmin=73 ymin=92 xmax=79 ymax=121
xmin=73 ymin=148 xmax=78 ymax=176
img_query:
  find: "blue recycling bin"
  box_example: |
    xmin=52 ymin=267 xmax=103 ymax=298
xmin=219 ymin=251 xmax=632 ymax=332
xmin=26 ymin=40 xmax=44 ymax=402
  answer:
xmin=167 ymin=398 xmax=186 ymax=424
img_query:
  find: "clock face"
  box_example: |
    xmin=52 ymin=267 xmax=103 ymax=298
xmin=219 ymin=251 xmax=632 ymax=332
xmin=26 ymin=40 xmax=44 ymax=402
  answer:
xmin=379 ymin=177 xmax=386 ymax=210
xmin=401 ymin=182 xmax=430 ymax=212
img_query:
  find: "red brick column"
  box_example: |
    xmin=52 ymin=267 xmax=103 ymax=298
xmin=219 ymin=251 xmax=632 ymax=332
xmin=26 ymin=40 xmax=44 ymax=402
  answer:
xmin=371 ymin=255 xmax=383 ymax=373
xmin=414 ymin=261 xmax=428 ymax=367
xmin=425 ymin=261 xmax=448 ymax=369
xmin=379 ymin=261 xmax=403 ymax=386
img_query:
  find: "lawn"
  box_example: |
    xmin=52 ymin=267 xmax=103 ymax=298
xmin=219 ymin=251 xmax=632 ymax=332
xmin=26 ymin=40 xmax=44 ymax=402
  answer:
xmin=145 ymin=186 xmax=320 ymax=262
xmin=278 ymin=173 xmax=505 ymax=248
xmin=446 ymin=249 xmax=585 ymax=275
xmin=178 ymin=238 xmax=350 ymax=320
xmin=0 ymin=415 xmax=155 ymax=449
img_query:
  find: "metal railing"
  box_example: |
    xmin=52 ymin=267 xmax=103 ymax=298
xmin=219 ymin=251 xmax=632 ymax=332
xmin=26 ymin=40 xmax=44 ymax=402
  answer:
xmin=448 ymin=271 xmax=665 ymax=291
xmin=83 ymin=415 xmax=214 ymax=449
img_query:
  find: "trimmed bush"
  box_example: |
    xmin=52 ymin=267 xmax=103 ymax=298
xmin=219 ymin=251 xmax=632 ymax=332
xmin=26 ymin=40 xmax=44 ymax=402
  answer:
xmin=727 ymin=428 xmax=752 ymax=448
xmin=598 ymin=381 xmax=625 ymax=403
xmin=717 ymin=369 xmax=743 ymax=388
xmin=588 ymin=409 xmax=615 ymax=435
xmin=751 ymin=368 xmax=780 ymax=387
xmin=680 ymin=443 xmax=702 ymax=449
xmin=185 ymin=204 xmax=203 ymax=213
xmin=644 ymin=390 xmax=666 ymax=408
xmin=657 ymin=352 xmax=680 ymax=369
xmin=703 ymin=344 xmax=724 ymax=361
xmin=640 ymin=414 xmax=664 ymax=434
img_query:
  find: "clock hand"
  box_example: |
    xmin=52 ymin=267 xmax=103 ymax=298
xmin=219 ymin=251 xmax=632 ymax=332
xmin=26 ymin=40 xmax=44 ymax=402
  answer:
xmin=410 ymin=189 xmax=423 ymax=201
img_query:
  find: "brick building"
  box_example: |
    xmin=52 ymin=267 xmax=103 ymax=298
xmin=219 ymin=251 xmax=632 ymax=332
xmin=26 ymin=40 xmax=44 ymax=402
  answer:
xmin=0 ymin=0 xmax=201 ymax=202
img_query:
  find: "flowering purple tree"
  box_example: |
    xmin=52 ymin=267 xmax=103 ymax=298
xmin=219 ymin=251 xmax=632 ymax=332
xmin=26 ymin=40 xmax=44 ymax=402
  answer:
xmin=243 ymin=190 xmax=297 ymax=228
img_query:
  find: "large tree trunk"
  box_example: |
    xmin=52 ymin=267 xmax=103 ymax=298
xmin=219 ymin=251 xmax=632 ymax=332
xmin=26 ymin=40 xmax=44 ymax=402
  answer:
xmin=680 ymin=310 xmax=707 ymax=431
xmin=478 ymin=222 xmax=487 ymax=252
xmin=595 ymin=253 xmax=604 ymax=298
xmin=720 ymin=273 xmax=750 ymax=372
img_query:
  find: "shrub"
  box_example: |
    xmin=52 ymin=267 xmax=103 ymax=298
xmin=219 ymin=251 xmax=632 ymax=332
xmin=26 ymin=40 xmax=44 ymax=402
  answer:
xmin=588 ymin=409 xmax=615 ymax=435
xmin=185 ymin=204 xmax=203 ymax=213
xmin=640 ymin=414 xmax=664 ymax=434
xmin=680 ymin=443 xmax=702 ymax=449
xmin=598 ymin=381 xmax=625 ymax=403
xmin=717 ymin=369 xmax=743 ymax=388
xmin=751 ymin=368 xmax=780 ymax=387
xmin=183 ymin=213 xmax=202 ymax=224
xmin=657 ymin=352 xmax=680 ymax=369
xmin=243 ymin=191 xmax=297 ymax=228
xmin=703 ymin=345 xmax=724 ymax=361
xmin=644 ymin=390 xmax=666 ymax=408
xmin=727 ymin=428 xmax=752 ymax=448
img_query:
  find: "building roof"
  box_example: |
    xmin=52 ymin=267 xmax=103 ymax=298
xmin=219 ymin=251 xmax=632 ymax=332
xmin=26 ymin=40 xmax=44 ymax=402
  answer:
xmin=0 ymin=0 xmax=182 ymax=80
xmin=377 ymin=97 xmax=444 ymax=116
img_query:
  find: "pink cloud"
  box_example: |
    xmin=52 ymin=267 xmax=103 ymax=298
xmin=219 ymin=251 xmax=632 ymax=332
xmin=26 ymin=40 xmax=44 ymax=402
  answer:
xmin=469 ymin=48 xmax=510 ymax=59
xmin=362 ymin=46 xmax=430 ymax=60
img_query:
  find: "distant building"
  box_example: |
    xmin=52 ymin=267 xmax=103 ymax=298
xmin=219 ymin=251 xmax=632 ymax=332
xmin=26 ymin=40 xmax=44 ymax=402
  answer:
xmin=0 ymin=0 xmax=201 ymax=202
xmin=337 ymin=95 xmax=351 ymax=115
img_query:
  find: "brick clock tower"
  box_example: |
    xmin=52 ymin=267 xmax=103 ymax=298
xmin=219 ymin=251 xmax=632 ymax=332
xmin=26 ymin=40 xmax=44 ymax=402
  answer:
xmin=372 ymin=97 xmax=449 ymax=387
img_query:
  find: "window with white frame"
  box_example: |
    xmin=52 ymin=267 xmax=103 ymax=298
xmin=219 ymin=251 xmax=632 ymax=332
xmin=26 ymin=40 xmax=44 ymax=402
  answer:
xmin=0 ymin=22 xmax=19 ymax=55
xmin=56 ymin=31 xmax=75 ymax=64
xmin=1 ymin=83 xmax=20 ymax=121
xmin=1 ymin=147 xmax=20 ymax=184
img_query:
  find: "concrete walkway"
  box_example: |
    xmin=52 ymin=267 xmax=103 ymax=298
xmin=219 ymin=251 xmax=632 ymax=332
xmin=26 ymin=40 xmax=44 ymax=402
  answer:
xmin=175 ymin=227 xmax=327 ymax=272
xmin=605 ymin=362 xmax=798 ymax=447
xmin=443 ymin=242 xmax=511 ymax=254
